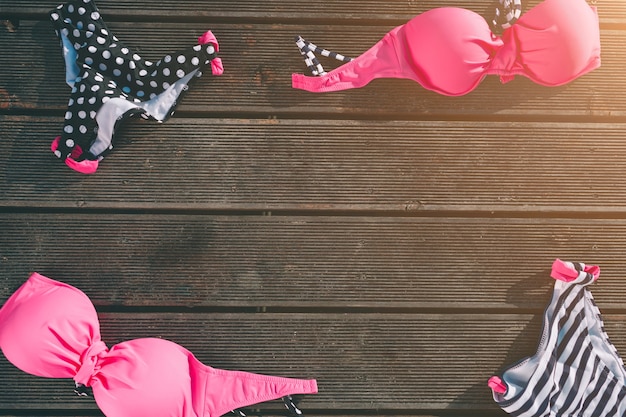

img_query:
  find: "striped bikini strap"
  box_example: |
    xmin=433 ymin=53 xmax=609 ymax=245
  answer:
xmin=489 ymin=0 xmax=523 ymax=33
xmin=294 ymin=36 xmax=353 ymax=76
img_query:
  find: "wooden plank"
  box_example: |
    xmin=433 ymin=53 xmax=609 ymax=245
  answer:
xmin=2 ymin=213 xmax=626 ymax=309
xmin=0 ymin=21 xmax=621 ymax=118
xmin=2 ymin=116 xmax=626 ymax=213
xmin=1 ymin=0 xmax=623 ymax=24
xmin=0 ymin=312 xmax=545 ymax=411
xmin=0 ymin=313 xmax=625 ymax=411
xmin=0 ymin=0 xmax=490 ymax=22
xmin=0 ymin=0 xmax=497 ymax=21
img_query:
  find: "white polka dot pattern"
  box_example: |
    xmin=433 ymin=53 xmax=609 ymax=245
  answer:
xmin=49 ymin=0 xmax=221 ymax=167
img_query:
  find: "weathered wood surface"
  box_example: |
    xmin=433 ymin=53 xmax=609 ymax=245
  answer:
xmin=2 ymin=213 xmax=626 ymax=310
xmin=1 ymin=0 xmax=625 ymax=24
xmin=3 ymin=116 xmax=626 ymax=213
xmin=0 ymin=0 xmax=623 ymax=416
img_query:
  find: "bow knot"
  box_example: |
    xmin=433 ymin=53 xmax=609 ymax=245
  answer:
xmin=211 ymin=58 xmax=224 ymax=76
xmin=551 ymin=259 xmax=600 ymax=286
xmin=197 ymin=30 xmax=224 ymax=76
xmin=74 ymin=340 xmax=108 ymax=386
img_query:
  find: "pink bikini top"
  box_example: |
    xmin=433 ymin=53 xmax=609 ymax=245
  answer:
xmin=291 ymin=0 xmax=601 ymax=96
xmin=0 ymin=273 xmax=317 ymax=417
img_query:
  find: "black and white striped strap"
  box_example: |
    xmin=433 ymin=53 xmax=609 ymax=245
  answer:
xmin=490 ymin=0 xmax=523 ymax=32
xmin=295 ymin=35 xmax=353 ymax=76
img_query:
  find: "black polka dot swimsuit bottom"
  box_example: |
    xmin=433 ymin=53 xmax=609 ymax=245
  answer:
xmin=49 ymin=0 xmax=224 ymax=174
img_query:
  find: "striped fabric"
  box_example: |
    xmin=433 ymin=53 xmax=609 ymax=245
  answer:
xmin=490 ymin=0 xmax=523 ymax=32
xmin=294 ymin=35 xmax=353 ymax=76
xmin=233 ymin=395 xmax=303 ymax=417
xmin=490 ymin=260 xmax=626 ymax=416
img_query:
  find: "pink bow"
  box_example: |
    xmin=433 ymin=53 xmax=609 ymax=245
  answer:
xmin=550 ymin=258 xmax=600 ymax=283
xmin=198 ymin=30 xmax=224 ymax=76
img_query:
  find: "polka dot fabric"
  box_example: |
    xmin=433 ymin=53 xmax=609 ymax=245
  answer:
xmin=49 ymin=0 xmax=224 ymax=174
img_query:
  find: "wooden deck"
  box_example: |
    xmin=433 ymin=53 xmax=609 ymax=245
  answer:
xmin=1 ymin=0 xmax=626 ymax=416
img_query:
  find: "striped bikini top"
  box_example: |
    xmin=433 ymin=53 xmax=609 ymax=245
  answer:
xmin=489 ymin=260 xmax=626 ymax=416
xmin=0 ymin=273 xmax=317 ymax=417
xmin=292 ymin=0 xmax=601 ymax=96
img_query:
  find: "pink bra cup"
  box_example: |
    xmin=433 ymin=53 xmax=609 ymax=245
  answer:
xmin=0 ymin=273 xmax=318 ymax=417
xmin=291 ymin=0 xmax=600 ymax=96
